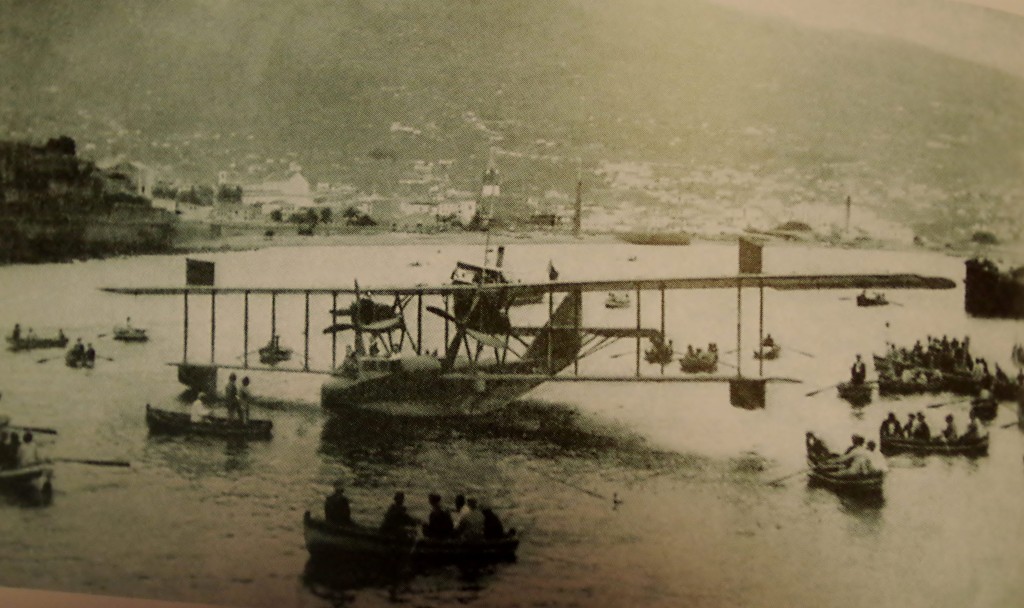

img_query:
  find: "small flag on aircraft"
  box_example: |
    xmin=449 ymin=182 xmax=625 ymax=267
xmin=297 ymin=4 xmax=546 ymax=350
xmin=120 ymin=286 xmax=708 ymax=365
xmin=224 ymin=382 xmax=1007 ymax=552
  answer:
xmin=548 ymin=260 xmax=559 ymax=281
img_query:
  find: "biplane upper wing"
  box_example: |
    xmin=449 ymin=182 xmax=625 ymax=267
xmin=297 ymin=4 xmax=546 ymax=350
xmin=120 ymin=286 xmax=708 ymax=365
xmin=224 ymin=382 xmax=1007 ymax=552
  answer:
xmin=102 ymin=272 xmax=955 ymax=296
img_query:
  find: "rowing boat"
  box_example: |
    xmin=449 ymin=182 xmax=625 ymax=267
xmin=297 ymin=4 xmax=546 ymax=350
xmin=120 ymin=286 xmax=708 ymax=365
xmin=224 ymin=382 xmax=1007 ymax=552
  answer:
xmin=969 ymin=397 xmax=998 ymax=422
xmin=837 ymin=382 xmax=872 ymax=405
xmin=6 ymin=334 xmax=68 ymax=351
xmin=144 ymin=404 xmax=272 ymax=440
xmin=65 ymin=350 xmax=94 ymax=369
xmin=678 ymin=350 xmax=717 ymax=373
xmin=0 ymin=463 xmax=54 ymax=491
xmin=113 ymin=326 xmax=148 ymax=342
xmin=303 ymin=511 xmax=519 ymax=562
xmin=604 ymin=292 xmax=630 ymax=309
xmin=806 ymin=455 xmax=884 ymax=494
xmin=856 ymin=293 xmax=888 ymax=307
xmin=879 ymin=434 xmax=988 ymax=456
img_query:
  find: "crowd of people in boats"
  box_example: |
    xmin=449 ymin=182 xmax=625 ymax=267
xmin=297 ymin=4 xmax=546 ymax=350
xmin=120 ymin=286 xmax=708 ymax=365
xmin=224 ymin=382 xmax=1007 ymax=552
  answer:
xmin=875 ymin=335 xmax=1023 ymax=392
xmin=805 ymin=433 xmax=887 ymax=476
xmin=189 ymin=373 xmax=253 ymax=424
xmin=878 ymin=410 xmax=987 ymax=444
xmin=324 ymin=484 xmax=510 ymax=541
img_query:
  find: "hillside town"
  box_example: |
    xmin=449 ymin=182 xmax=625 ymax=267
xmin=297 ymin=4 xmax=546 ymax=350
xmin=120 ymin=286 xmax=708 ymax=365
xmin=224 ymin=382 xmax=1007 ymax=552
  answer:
xmin=3 ymin=132 xmax=1022 ymax=263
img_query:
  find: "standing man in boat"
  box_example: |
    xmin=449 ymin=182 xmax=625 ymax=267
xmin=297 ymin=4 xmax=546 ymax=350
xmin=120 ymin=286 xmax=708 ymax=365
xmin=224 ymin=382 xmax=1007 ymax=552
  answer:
xmin=239 ymin=377 xmax=252 ymax=424
xmin=324 ymin=481 xmax=351 ymax=526
xmin=850 ymin=354 xmax=867 ymax=385
xmin=224 ymin=374 xmax=239 ymax=423
xmin=85 ymin=343 xmax=96 ymax=366
xmin=11 ymin=324 xmax=20 ymax=341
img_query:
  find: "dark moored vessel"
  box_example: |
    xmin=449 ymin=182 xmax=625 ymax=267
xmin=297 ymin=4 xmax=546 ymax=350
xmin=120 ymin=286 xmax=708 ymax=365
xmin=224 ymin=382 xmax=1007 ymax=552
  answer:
xmin=964 ymin=258 xmax=1024 ymax=318
xmin=615 ymin=231 xmax=691 ymax=246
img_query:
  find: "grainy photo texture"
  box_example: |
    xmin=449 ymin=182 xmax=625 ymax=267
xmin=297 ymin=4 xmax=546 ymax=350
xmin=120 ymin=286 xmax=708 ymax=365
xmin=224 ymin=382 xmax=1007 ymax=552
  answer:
xmin=1 ymin=1 xmax=1023 ymax=607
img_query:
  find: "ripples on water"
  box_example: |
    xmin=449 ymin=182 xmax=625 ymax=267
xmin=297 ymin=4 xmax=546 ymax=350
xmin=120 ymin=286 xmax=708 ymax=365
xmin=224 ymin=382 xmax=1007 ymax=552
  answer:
xmin=0 ymin=243 xmax=1022 ymax=608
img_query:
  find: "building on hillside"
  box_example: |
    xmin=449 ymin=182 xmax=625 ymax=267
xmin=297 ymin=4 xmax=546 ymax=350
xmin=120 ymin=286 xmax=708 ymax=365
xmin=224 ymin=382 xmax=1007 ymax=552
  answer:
xmin=102 ymin=161 xmax=155 ymax=198
xmin=242 ymin=172 xmax=316 ymax=211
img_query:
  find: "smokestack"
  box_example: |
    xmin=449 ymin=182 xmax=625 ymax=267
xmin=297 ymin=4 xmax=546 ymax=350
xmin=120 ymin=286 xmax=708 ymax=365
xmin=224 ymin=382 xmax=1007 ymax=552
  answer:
xmin=496 ymin=245 xmax=505 ymax=268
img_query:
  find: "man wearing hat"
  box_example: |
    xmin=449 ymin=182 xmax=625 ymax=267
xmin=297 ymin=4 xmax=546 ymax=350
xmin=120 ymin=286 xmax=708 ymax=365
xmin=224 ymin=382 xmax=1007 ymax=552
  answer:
xmin=324 ymin=481 xmax=351 ymax=526
xmin=913 ymin=412 xmax=931 ymax=441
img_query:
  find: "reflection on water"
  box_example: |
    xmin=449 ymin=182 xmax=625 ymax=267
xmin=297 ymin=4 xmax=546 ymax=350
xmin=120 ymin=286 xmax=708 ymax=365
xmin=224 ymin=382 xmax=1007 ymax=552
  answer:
xmin=0 ymin=244 xmax=1023 ymax=608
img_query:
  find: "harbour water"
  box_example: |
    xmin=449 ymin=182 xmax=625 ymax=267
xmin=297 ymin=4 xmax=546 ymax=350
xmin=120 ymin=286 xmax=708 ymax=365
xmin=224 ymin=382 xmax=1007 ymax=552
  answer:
xmin=0 ymin=242 xmax=1022 ymax=608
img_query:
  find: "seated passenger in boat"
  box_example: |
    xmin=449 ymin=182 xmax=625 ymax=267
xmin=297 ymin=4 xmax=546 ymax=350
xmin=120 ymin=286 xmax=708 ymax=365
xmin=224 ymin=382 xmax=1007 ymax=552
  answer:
xmin=482 ymin=504 xmax=506 ymax=539
xmin=72 ymin=338 xmax=84 ymax=357
xmin=16 ymin=432 xmax=39 ymax=467
xmin=423 ymin=493 xmax=455 ymax=539
xmin=190 ymin=393 xmax=213 ymax=423
xmin=324 ymin=481 xmax=351 ymax=526
xmin=940 ymin=414 xmax=959 ymax=443
xmin=456 ymin=498 xmax=486 ymax=539
xmin=85 ymin=344 xmax=96 ymax=365
xmin=865 ymin=441 xmax=888 ymax=473
xmin=4 ymin=433 xmax=20 ymax=469
xmin=832 ymin=435 xmax=870 ymax=475
xmin=903 ymin=413 xmax=918 ymax=438
xmin=762 ymin=334 xmax=775 ymax=348
xmin=879 ymin=413 xmax=902 ymax=438
xmin=960 ymin=411 xmax=987 ymax=442
xmin=11 ymin=324 xmax=20 ymax=341
xmin=379 ymin=491 xmax=419 ymax=536
xmin=912 ymin=413 xmax=931 ymax=441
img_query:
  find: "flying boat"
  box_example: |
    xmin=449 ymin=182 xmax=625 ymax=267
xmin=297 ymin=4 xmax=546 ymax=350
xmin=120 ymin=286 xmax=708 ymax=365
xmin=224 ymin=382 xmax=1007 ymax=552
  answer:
xmin=102 ymin=240 xmax=955 ymax=413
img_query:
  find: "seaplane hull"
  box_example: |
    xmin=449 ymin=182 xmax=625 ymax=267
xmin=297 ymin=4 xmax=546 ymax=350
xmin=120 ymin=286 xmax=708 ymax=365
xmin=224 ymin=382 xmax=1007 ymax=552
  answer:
xmin=320 ymin=370 xmax=545 ymax=416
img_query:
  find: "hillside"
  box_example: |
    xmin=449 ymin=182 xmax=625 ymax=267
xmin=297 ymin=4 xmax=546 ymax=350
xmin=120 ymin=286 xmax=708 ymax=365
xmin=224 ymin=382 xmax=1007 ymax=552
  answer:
xmin=2 ymin=0 xmax=1023 ymax=237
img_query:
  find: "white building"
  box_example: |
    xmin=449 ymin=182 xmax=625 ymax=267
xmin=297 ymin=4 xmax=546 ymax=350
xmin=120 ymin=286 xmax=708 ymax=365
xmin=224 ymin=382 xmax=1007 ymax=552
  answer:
xmin=242 ymin=172 xmax=316 ymax=210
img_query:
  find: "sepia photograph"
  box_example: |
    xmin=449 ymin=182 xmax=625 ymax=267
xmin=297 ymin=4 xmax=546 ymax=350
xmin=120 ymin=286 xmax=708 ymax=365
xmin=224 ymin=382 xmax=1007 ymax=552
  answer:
xmin=1 ymin=1 xmax=1023 ymax=607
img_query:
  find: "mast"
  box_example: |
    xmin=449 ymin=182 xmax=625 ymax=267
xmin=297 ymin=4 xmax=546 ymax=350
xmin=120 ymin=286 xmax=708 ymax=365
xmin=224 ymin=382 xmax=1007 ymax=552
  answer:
xmin=574 ymin=157 xmax=582 ymax=238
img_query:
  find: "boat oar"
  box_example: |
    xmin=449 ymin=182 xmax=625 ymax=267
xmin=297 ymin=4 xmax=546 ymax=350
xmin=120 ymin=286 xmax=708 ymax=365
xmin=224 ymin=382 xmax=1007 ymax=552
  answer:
xmin=36 ymin=356 xmax=59 ymax=364
xmin=718 ymin=360 xmax=738 ymax=369
xmin=9 ymin=425 xmax=58 ymax=435
xmin=805 ymin=381 xmax=843 ymax=397
xmin=97 ymin=355 xmax=114 ymax=362
xmin=54 ymin=457 xmax=130 ymax=467
xmin=1000 ymin=421 xmax=1020 ymax=429
xmin=767 ymin=468 xmax=808 ymax=487
xmin=926 ymin=397 xmax=972 ymax=409
xmin=610 ymin=351 xmax=632 ymax=359
xmin=790 ymin=347 xmax=815 ymax=358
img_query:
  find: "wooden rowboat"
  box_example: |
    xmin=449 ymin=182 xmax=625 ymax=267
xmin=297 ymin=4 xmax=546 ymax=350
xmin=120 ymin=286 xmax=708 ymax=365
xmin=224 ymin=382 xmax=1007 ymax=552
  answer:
xmin=970 ymin=398 xmax=998 ymax=422
xmin=604 ymin=292 xmax=630 ymax=309
xmin=6 ymin=334 xmax=69 ymax=352
xmin=65 ymin=350 xmax=94 ymax=369
xmin=754 ymin=344 xmax=781 ymax=361
xmin=806 ymin=456 xmax=884 ymax=494
xmin=879 ymin=434 xmax=988 ymax=456
xmin=145 ymin=404 xmax=272 ymax=440
xmin=678 ymin=351 xmax=717 ymax=373
xmin=303 ymin=511 xmax=519 ymax=562
xmin=113 ymin=326 xmax=148 ymax=342
xmin=837 ymin=382 xmax=872 ymax=405
xmin=856 ymin=293 xmax=888 ymax=307
xmin=0 ymin=463 xmax=55 ymax=491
